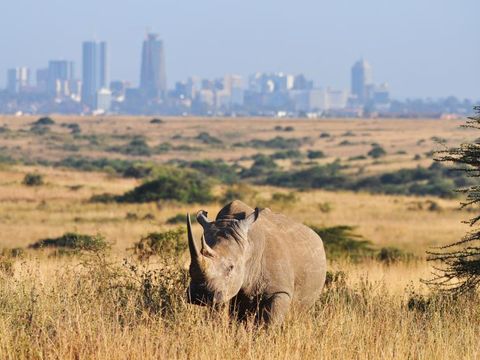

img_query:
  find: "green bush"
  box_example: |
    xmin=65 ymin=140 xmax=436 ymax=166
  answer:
xmin=270 ymin=150 xmax=302 ymax=160
xmin=368 ymin=145 xmax=387 ymax=158
xmin=133 ymin=228 xmax=186 ymax=260
xmin=150 ymin=118 xmax=164 ymax=124
xmin=235 ymin=136 xmax=303 ymax=149
xmin=33 ymin=117 xmax=55 ymax=126
xmin=195 ymin=132 xmax=223 ymax=145
xmin=181 ymin=159 xmax=238 ymax=184
xmin=310 ymin=225 xmax=375 ymax=260
xmin=117 ymin=167 xmax=213 ymax=204
xmin=109 ymin=136 xmax=151 ymax=156
xmin=22 ymin=173 xmax=44 ymax=186
xmin=29 ymin=232 xmax=109 ymax=252
xmin=307 ymin=150 xmax=326 ymax=159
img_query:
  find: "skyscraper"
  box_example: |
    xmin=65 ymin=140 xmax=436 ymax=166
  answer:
xmin=82 ymin=41 xmax=108 ymax=108
xmin=6 ymin=67 xmax=30 ymax=94
xmin=351 ymin=59 xmax=373 ymax=104
xmin=47 ymin=60 xmax=74 ymax=96
xmin=140 ymin=33 xmax=166 ymax=99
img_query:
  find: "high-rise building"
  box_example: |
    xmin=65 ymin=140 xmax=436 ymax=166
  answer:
xmin=47 ymin=60 xmax=74 ymax=96
xmin=351 ymin=59 xmax=373 ymax=104
xmin=82 ymin=41 xmax=108 ymax=108
xmin=36 ymin=68 xmax=49 ymax=93
xmin=6 ymin=67 xmax=30 ymax=94
xmin=139 ymin=33 xmax=167 ymax=99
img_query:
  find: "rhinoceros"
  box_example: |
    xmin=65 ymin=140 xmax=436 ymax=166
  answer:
xmin=186 ymin=200 xmax=326 ymax=325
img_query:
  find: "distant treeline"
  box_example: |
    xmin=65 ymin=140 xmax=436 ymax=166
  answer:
xmin=0 ymin=152 xmax=467 ymax=199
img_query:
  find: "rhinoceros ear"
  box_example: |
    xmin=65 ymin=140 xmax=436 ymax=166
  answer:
xmin=196 ymin=210 xmax=211 ymax=230
xmin=239 ymin=207 xmax=262 ymax=232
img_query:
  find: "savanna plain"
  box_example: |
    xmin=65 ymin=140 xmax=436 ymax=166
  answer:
xmin=0 ymin=116 xmax=479 ymax=359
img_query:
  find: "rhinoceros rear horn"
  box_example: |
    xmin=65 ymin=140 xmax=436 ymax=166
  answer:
xmin=187 ymin=213 xmax=201 ymax=260
xmin=196 ymin=210 xmax=211 ymax=229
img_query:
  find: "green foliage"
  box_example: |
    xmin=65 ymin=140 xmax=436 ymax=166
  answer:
xmin=265 ymin=161 xmax=347 ymax=189
xmin=241 ymin=154 xmax=278 ymax=178
xmin=235 ymin=136 xmax=303 ymax=149
xmin=117 ymin=167 xmax=213 ymax=204
xmin=22 ymin=173 xmax=44 ymax=186
xmin=195 ymin=132 xmax=223 ymax=145
xmin=133 ymin=228 xmax=186 ymax=260
xmin=150 ymin=118 xmax=164 ymax=124
xmin=426 ymin=107 xmax=480 ymax=294
xmin=368 ymin=145 xmax=387 ymax=158
xmin=310 ymin=225 xmax=375 ymax=260
xmin=109 ymin=136 xmax=151 ymax=156
xmin=264 ymin=161 xmax=468 ymax=198
xmin=181 ymin=159 xmax=238 ymax=184
xmin=270 ymin=149 xmax=303 ymax=160
xmin=29 ymin=232 xmax=109 ymax=252
xmin=33 ymin=117 xmax=55 ymax=126
xmin=307 ymin=150 xmax=326 ymax=159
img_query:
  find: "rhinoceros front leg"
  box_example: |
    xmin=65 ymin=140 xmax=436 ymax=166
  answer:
xmin=261 ymin=292 xmax=292 ymax=326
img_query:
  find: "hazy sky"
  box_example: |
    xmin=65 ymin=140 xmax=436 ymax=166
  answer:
xmin=1 ymin=0 xmax=478 ymax=99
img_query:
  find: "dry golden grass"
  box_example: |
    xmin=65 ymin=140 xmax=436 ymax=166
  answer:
xmin=0 ymin=115 xmax=476 ymax=174
xmin=0 ymin=116 xmax=478 ymax=359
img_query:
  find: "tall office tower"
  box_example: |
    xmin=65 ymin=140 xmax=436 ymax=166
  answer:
xmin=36 ymin=68 xmax=49 ymax=93
xmin=139 ymin=33 xmax=167 ymax=99
xmin=47 ymin=60 xmax=74 ymax=96
xmin=351 ymin=59 xmax=373 ymax=104
xmin=82 ymin=41 xmax=108 ymax=108
xmin=6 ymin=67 xmax=30 ymax=93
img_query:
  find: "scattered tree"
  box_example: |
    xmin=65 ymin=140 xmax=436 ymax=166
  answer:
xmin=426 ymin=107 xmax=480 ymax=294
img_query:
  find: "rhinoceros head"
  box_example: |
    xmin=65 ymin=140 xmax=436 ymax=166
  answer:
xmin=186 ymin=208 xmax=260 ymax=305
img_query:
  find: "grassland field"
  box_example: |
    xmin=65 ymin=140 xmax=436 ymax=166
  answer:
xmin=0 ymin=116 xmax=479 ymax=359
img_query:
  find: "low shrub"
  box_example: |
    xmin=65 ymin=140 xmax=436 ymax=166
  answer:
xmin=195 ymin=132 xmax=223 ymax=145
xmin=307 ymin=150 xmax=326 ymax=159
xmin=150 ymin=118 xmax=164 ymax=124
xmin=133 ymin=228 xmax=186 ymax=260
xmin=117 ymin=167 xmax=213 ymax=204
xmin=270 ymin=150 xmax=302 ymax=160
xmin=236 ymin=136 xmax=303 ymax=149
xmin=33 ymin=117 xmax=55 ymax=126
xmin=22 ymin=173 xmax=44 ymax=186
xmin=181 ymin=159 xmax=238 ymax=184
xmin=109 ymin=136 xmax=151 ymax=157
xmin=368 ymin=145 xmax=387 ymax=158
xmin=29 ymin=232 xmax=109 ymax=253
xmin=310 ymin=225 xmax=375 ymax=260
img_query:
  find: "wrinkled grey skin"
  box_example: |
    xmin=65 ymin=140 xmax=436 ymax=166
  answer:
xmin=186 ymin=200 xmax=326 ymax=325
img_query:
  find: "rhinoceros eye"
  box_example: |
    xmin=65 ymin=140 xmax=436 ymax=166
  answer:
xmin=226 ymin=264 xmax=234 ymax=274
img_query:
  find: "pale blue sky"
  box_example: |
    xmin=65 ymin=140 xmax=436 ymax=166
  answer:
xmin=1 ymin=0 xmax=478 ymax=98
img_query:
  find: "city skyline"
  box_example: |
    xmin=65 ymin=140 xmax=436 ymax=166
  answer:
xmin=0 ymin=0 xmax=478 ymax=99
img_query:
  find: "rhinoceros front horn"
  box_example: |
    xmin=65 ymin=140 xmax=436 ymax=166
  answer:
xmin=187 ymin=213 xmax=201 ymax=260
